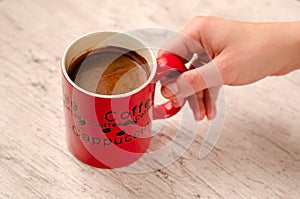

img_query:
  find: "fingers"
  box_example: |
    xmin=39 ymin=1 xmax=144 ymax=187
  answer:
xmin=188 ymin=92 xmax=206 ymax=121
xmin=204 ymin=86 xmax=221 ymax=119
xmin=162 ymin=80 xmax=221 ymax=120
xmin=157 ymin=16 xmax=225 ymax=120
xmin=161 ymin=61 xmax=223 ymax=101
xmin=161 ymin=61 xmax=222 ymax=120
xmin=164 ymin=88 xmax=220 ymax=121
xmin=187 ymin=86 xmax=220 ymax=121
xmin=204 ymin=89 xmax=215 ymax=120
xmin=157 ymin=34 xmax=193 ymax=62
xmin=158 ymin=16 xmax=209 ymax=62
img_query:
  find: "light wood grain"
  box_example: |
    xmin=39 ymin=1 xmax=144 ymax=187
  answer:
xmin=1 ymin=0 xmax=300 ymax=198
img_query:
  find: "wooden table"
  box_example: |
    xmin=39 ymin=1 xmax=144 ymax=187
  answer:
xmin=1 ymin=0 xmax=300 ymax=198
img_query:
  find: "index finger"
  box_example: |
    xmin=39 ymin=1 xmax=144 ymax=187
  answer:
xmin=158 ymin=16 xmax=208 ymax=63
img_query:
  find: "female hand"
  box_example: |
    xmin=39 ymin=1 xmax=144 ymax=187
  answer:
xmin=159 ymin=16 xmax=300 ymax=120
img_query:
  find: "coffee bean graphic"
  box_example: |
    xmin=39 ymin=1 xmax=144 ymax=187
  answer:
xmin=80 ymin=120 xmax=86 ymax=125
xmin=118 ymin=120 xmax=136 ymax=126
xmin=103 ymin=128 xmax=111 ymax=133
xmin=116 ymin=130 xmax=126 ymax=136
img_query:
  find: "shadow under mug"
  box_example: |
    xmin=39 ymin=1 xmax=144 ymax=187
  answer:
xmin=61 ymin=31 xmax=187 ymax=168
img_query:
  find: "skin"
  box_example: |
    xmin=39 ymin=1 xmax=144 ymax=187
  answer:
xmin=160 ymin=16 xmax=300 ymax=121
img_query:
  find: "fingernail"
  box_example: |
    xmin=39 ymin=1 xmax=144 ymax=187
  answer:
xmin=209 ymin=107 xmax=216 ymax=120
xmin=177 ymin=95 xmax=185 ymax=107
xmin=207 ymin=113 xmax=212 ymax=120
xmin=173 ymin=100 xmax=180 ymax=108
xmin=194 ymin=109 xmax=201 ymax=121
xmin=165 ymin=82 xmax=179 ymax=96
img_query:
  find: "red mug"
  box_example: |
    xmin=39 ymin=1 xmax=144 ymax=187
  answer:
xmin=61 ymin=31 xmax=187 ymax=168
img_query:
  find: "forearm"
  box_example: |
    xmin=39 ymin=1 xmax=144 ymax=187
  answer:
xmin=277 ymin=22 xmax=300 ymax=73
xmin=261 ymin=21 xmax=300 ymax=76
xmin=289 ymin=22 xmax=300 ymax=70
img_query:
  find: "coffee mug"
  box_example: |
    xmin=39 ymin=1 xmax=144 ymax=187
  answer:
xmin=61 ymin=31 xmax=187 ymax=168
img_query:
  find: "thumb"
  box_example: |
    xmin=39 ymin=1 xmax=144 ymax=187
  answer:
xmin=162 ymin=61 xmax=224 ymax=100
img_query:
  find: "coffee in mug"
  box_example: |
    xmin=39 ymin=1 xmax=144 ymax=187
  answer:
xmin=67 ymin=46 xmax=151 ymax=95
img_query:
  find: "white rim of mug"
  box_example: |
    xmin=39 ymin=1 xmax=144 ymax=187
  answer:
xmin=61 ymin=31 xmax=157 ymax=99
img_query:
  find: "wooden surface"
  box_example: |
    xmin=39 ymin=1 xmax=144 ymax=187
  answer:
xmin=1 ymin=0 xmax=300 ymax=198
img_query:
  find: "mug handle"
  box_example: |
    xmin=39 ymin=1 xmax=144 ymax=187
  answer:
xmin=152 ymin=54 xmax=187 ymax=120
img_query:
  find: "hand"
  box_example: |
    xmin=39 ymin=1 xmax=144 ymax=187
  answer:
xmin=159 ymin=16 xmax=300 ymax=121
